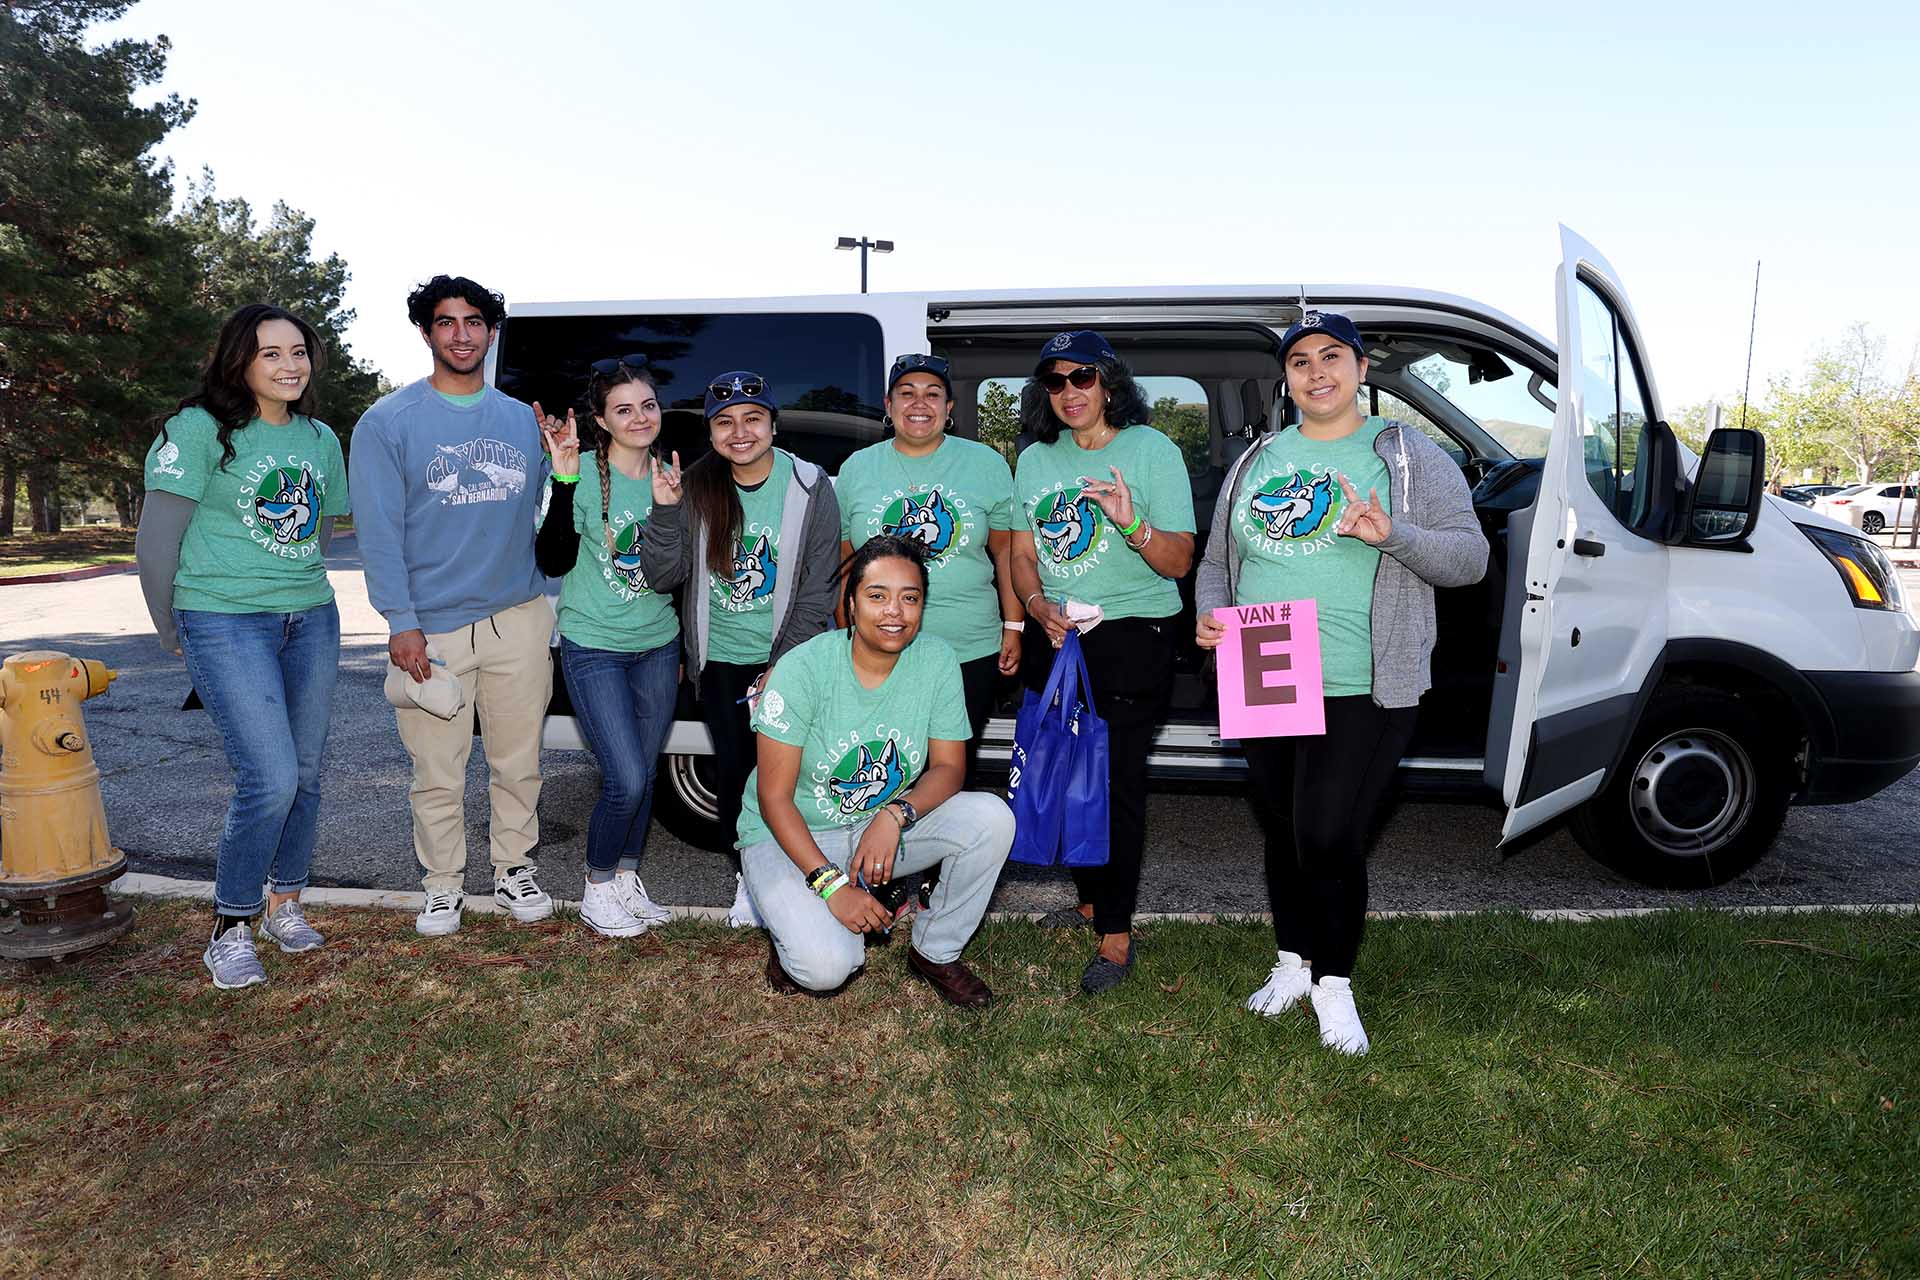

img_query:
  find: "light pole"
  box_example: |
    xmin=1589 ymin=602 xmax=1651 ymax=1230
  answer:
xmin=835 ymin=236 xmax=893 ymax=293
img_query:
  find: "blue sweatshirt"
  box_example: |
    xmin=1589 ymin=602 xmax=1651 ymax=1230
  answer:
xmin=348 ymin=380 xmax=549 ymax=635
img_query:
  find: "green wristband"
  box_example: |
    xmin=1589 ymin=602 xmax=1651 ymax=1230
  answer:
xmin=820 ymin=875 xmax=849 ymax=902
xmin=1117 ymin=511 xmax=1144 ymax=537
xmin=552 ymin=472 xmax=581 ymax=483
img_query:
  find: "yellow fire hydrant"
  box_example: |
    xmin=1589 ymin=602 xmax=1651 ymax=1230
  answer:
xmin=0 ymin=650 xmax=135 ymax=965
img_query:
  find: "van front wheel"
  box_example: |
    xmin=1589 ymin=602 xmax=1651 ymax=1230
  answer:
xmin=653 ymin=752 xmax=731 ymax=852
xmin=1569 ymin=686 xmax=1791 ymax=889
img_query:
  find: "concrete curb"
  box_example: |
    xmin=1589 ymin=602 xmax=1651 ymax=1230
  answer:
xmin=111 ymin=872 xmax=1920 ymax=926
xmin=0 ymin=562 xmax=134 ymax=586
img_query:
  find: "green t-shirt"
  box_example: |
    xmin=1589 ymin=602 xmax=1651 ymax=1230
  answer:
xmin=144 ymin=406 xmax=350 ymax=614
xmin=555 ymin=453 xmax=680 ymax=653
xmin=707 ymin=451 xmax=794 ymax=665
xmin=1230 ymin=418 xmax=1393 ymax=696
xmin=736 ymin=628 xmax=971 ymax=849
xmin=836 ymin=435 xmax=1016 ymax=662
xmin=434 ymin=387 xmax=488 ymax=407
xmin=1014 ymin=424 xmax=1196 ymax=620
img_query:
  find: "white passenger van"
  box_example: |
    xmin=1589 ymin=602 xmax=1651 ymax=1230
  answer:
xmin=497 ymin=228 xmax=1920 ymax=890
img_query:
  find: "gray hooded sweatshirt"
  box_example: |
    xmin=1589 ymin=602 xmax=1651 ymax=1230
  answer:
xmin=638 ymin=448 xmax=841 ymax=679
xmin=1195 ymin=420 xmax=1489 ymax=709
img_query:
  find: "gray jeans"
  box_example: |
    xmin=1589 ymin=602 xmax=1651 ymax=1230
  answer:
xmin=741 ymin=791 xmax=1014 ymax=991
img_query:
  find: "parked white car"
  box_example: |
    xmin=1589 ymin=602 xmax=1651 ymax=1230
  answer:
xmin=496 ymin=226 xmax=1920 ymax=891
xmin=1814 ymin=482 xmax=1919 ymax=534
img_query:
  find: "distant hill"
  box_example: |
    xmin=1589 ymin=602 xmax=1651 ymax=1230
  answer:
xmin=1483 ymin=418 xmax=1551 ymax=459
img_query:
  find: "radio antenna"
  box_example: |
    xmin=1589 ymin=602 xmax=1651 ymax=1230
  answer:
xmin=1739 ymin=260 xmax=1760 ymax=430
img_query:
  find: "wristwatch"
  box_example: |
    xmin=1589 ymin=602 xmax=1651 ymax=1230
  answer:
xmin=886 ymin=798 xmax=918 ymax=832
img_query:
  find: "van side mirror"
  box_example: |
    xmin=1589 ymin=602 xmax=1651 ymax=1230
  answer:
xmin=1684 ymin=427 xmax=1766 ymax=546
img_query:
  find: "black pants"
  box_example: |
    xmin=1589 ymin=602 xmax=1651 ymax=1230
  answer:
xmin=1241 ymin=695 xmax=1417 ymax=979
xmin=1023 ymin=615 xmax=1176 ymax=935
xmin=959 ymin=652 xmax=1002 ymax=787
xmin=699 ymin=659 xmax=763 ymax=867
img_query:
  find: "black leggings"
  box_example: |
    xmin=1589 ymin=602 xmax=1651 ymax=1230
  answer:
xmin=958 ymin=652 xmax=1002 ymax=787
xmin=1023 ymin=615 xmax=1176 ymax=936
xmin=1240 ymin=695 xmax=1417 ymax=979
xmin=699 ymin=659 xmax=763 ymax=868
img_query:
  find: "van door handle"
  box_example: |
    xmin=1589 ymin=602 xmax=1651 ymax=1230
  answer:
xmin=1573 ymin=538 xmax=1606 ymax=557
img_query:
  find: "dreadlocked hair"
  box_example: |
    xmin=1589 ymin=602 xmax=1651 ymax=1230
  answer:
xmin=583 ymin=362 xmax=661 ymax=551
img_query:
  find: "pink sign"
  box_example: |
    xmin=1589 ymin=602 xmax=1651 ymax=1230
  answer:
xmin=1213 ymin=599 xmax=1325 ymax=739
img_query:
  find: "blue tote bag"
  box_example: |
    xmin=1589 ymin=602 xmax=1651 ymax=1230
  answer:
xmin=1007 ymin=632 xmax=1110 ymax=867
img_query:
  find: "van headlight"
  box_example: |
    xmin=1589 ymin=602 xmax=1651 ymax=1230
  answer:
xmin=1799 ymin=524 xmax=1908 ymax=612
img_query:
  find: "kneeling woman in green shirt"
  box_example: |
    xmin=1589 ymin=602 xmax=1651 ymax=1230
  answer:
xmin=534 ymin=357 xmax=682 ymax=939
xmin=739 ymin=536 xmax=1014 ymax=1008
xmin=1195 ymin=311 xmax=1487 ymax=1055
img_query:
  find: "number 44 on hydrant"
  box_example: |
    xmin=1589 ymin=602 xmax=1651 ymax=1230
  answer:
xmin=0 ymin=650 xmax=135 ymax=966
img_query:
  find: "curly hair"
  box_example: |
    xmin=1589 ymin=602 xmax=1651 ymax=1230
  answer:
xmin=172 ymin=303 xmax=327 ymax=470
xmin=1018 ymin=349 xmax=1153 ymax=445
xmin=583 ymin=363 xmax=661 ymax=551
xmin=406 ymin=274 xmax=507 ymax=330
xmin=836 ymin=534 xmax=931 ymax=636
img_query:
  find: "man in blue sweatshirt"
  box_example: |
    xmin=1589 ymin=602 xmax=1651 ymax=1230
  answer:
xmin=349 ymin=275 xmax=555 ymax=936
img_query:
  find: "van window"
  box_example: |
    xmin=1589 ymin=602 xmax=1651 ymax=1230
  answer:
xmin=1572 ymin=280 xmax=1657 ymax=527
xmin=1406 ymin=351 xmax=1556 ymax=461
xmin=494 ymin=311 xmax=887 ymax=474
xmin=1366 ymin=385 xmax=1468 ymax=464
xmin=977 ymin=374 xmax=1211 ymax=476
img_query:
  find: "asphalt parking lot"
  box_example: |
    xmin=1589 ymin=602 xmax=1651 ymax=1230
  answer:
xmin=3 ymin=544 xmax=1917 ymax=916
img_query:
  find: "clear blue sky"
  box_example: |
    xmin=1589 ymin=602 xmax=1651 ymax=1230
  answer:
xmin=103 ymin=0 xmax=1920 ymax=412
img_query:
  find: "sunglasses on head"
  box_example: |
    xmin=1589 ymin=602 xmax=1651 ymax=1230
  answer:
xmin=889 ymin=353 xmax=950 ymax=382
xmin=709 ymin=375 xmax=767 ymax=401
xmin=1038 ymin=365 xmax=1100 ymax=393
xmin=590 ymin=353 xmax=649 ymax=377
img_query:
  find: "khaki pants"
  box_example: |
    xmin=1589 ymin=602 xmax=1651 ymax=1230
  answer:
xmin=393 ymin=596 xmax=554 ymax=892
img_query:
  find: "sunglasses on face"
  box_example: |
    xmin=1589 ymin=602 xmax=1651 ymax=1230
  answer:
xmin=709 ymin=376 xmax=767 ymax=401
xmin=590 ymin=353 xmax=649 ymax=376
xmin=1038 ymin=365 xmax=1100 ymax=394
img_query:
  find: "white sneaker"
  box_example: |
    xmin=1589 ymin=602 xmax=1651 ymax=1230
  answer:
xmin=725 ymin=873 xmax=762 ymax=929
xmin=494 ymin=865 xmax=554 ymax=923
xmin=1246 ymin=950 xmax=1312 ymax=1017
xmin=1310 ymin=975 xmax=1370 ymax=1055
xmin=614 ymin=870 xmax=674 ymax=927
xmin=415 ymin=889 xmax=463 ymax=937
xmin=580 ymin=878 xmax=648 ymax=938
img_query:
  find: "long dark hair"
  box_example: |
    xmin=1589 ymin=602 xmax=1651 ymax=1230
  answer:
xmin=837 ymin=535 xmax=930 ymax=636
xmin=1018 ymin=349 xmax=1152 ymax=445
xmin=173 ymin=304 xmax=326 ymax=469
xmin=684 ymin=409 xmax=782 ymax=577
xmin=583 ymin=363 xmax=661 ymax=551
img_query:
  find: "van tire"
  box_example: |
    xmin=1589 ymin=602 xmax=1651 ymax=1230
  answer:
xmin=1569 ymin=685 xmax=1791 ymax=889
xmin=653 ymin=753 xmax=731 ymax=852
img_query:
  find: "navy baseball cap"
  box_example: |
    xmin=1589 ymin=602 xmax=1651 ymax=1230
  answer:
xmin=1279 ymin=310 xmax=1366 ymax=363
xmin=888 ymin=353 xmax=952 ymax=396
xmin=704 ymin=370 xmax=777 ymax=420
xmin=1033 ymin=329 xmax=1117 ymax=376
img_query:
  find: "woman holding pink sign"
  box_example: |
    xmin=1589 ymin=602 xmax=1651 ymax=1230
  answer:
xmin=1196 ymin=310 xmax=1487 ymax=1055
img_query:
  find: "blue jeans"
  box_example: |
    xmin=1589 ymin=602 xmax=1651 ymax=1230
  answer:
xmin=176 ymin=603 xmax=340 ymax=916
xmin=561 ymin=637 xmax=679 ymax=873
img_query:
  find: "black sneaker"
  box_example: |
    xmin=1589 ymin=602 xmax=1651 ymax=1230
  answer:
xmin=1080 ymin=945 xmax=1135 ymax=995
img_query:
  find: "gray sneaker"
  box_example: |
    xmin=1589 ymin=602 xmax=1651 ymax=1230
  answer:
xmin=204 ymin=923 xmax=267 ymax=990
xmin=258 ymin=900 xmax=324 ymax=954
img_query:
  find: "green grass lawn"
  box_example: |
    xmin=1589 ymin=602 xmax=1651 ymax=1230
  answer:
xmin=1 ymin=902 xmax=1912 ymax=1278
xmin=0 ymin=527 xmax=136 ymax=577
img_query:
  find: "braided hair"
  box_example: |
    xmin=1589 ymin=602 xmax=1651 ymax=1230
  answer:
xmin=583 ymin=362 xmax=661 ymax=551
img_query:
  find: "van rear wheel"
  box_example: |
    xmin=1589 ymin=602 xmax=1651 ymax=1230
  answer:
xmin=1569 ymin=685 xmax=1791 ymax=889
xmin=653 ymin=753 xmax=731 ymax=852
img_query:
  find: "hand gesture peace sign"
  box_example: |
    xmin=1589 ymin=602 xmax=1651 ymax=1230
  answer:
xmin=651 ymin=450 xmax=684 ymax=505
xmin=533 ymin=401 xmax=580 ymax=476
xmin=1076 ymin=465 xmax=1136 ymax=530
xmin=1334 ymin=471 xmax=1391 ymax=544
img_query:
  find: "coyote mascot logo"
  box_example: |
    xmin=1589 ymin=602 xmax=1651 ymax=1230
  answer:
xmin=829 ymin=739 xmax=907 ymax=816
xmin=1036 ymin=490 xmax=1099 ymax=563
xmin=883 ymin=489 xmax=956 ymax=557
xmin=610 ymin=521 xmax=648 ymax=594
xmin=726 ymin=533 xmax=777 ymax=605
xmin=254 ymin=465 xmax=319 ymax=544
xmin=1249 ymin=471 xmax=1336 ymax=540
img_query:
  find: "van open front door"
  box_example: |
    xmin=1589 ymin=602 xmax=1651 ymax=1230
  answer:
xmin=1498 ymin=227 xmax=1671 ymax=843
